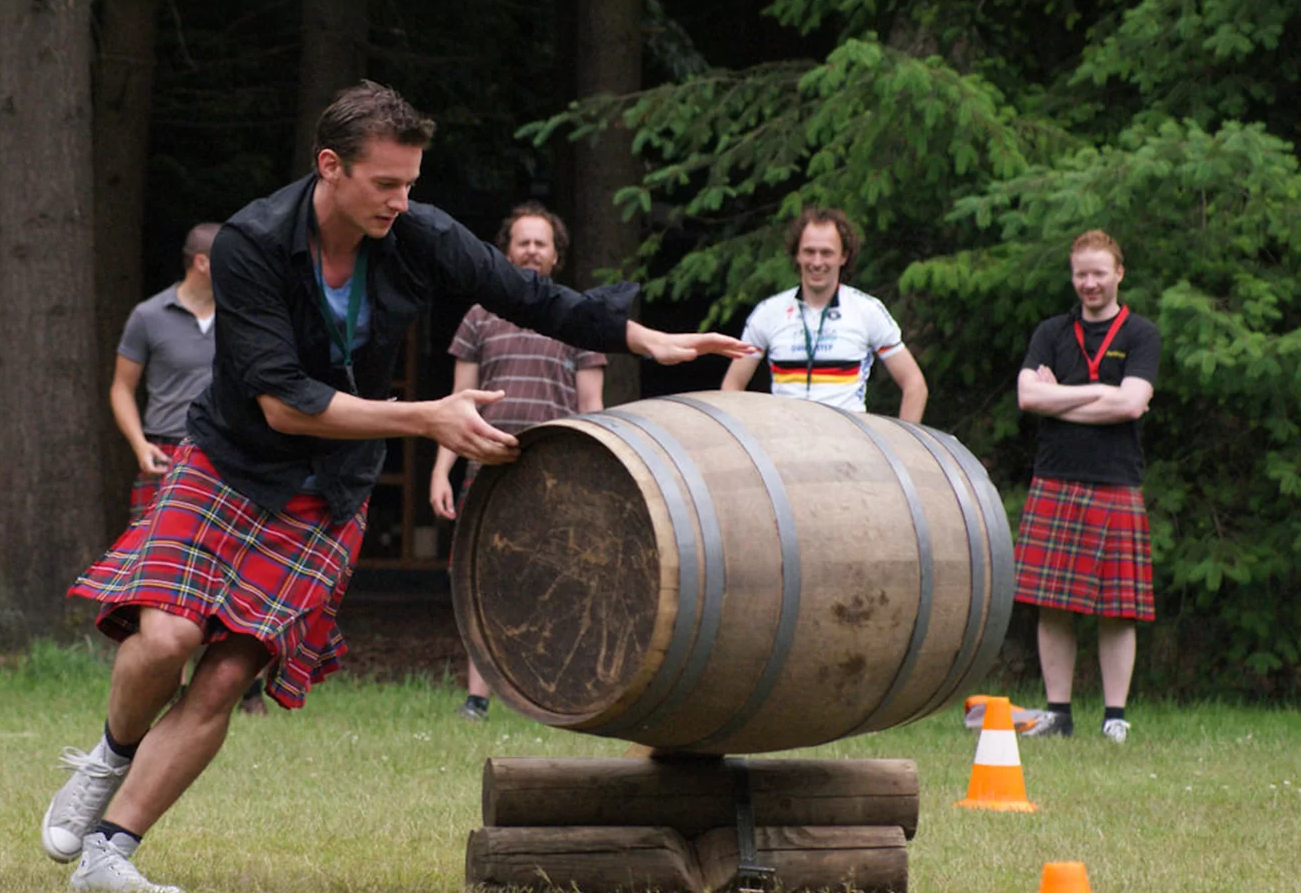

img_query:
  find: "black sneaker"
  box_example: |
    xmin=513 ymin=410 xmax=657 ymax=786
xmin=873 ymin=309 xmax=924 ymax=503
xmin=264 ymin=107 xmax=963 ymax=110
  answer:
xmin=1019 ymin=710 xmax=1073 ymax=738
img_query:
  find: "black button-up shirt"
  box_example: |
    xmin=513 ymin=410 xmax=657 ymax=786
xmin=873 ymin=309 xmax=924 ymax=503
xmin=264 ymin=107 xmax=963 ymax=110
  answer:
xmin=189 ymin=174 xmax=634 ymax=519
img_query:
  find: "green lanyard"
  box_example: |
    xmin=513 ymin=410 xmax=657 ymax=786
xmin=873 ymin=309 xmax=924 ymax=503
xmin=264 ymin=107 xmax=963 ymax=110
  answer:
xmin=797 ymin=288 xmax=833 ymax=396
xmin=313 ymin=240 xmax=368 ymax=395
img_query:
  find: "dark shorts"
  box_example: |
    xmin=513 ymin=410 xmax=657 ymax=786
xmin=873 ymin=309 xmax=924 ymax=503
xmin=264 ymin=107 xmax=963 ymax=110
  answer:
xmin=70 ymin=442 xmax=367 ymax=708
xmin=1013 ymin=476 xmax=1154 ymax=621
xmin=127 ymin=440 xmax=182 ymax=523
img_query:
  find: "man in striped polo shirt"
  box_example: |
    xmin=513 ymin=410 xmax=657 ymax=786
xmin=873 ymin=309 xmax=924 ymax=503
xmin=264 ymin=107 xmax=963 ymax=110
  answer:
xmin=720 ymin=207 xmax=927 ymax=420
xmin=429 ymin=202 xmax=605 ymax=721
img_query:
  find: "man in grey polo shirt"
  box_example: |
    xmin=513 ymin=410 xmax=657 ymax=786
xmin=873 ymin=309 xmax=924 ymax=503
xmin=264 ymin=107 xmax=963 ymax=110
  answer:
xmin=109 ymin=222 xmax=267 ymax=715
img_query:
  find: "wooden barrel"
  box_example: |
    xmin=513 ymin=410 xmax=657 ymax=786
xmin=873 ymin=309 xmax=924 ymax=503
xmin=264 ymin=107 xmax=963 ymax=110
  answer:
xmin=451 ymin=391 xmax=1013 ymax=754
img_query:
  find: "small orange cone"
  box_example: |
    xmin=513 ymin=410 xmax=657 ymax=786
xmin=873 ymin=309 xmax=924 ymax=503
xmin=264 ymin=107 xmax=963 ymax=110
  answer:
xmin=954 ymin=695 xmax=1037 ymax=812
xmin=1039 ymin=862 xmax=1091 ymax=892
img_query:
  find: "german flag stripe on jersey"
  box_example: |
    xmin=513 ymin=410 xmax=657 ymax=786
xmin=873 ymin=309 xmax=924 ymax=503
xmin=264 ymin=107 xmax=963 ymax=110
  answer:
xmin=770 ymin=358 xmax=861 ymax=384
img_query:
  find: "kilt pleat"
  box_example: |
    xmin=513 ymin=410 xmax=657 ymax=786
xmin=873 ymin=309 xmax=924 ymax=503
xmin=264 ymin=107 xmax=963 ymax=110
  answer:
xmin=1013 ymin=475 xmax=1154 ymax=621
xmin=70 ymin=442 xmax=366 ymax=708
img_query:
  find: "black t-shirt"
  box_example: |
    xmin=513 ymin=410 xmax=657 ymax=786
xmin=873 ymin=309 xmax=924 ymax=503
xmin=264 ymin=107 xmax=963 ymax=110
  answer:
xmin=1021 ymin=307 xmax=1161 ymax=486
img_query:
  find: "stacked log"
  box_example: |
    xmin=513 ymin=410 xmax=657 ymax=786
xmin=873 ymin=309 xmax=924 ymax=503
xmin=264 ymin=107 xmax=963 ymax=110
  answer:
xmin=466 ymin=756 xmax=916 ymax=893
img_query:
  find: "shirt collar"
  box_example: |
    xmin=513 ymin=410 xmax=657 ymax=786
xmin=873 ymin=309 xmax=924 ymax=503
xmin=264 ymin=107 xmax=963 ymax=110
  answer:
xmin=793 ymin=284 xmax=841 ymax=310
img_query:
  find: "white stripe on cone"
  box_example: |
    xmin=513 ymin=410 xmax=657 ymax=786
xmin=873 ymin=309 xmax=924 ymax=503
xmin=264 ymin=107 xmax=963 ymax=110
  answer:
xmin=972 ymin=729 xmax=1022 ymax=767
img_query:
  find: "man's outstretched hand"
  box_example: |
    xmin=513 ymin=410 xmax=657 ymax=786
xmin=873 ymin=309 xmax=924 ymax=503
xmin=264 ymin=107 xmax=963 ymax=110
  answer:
xmin=627 ymin=320 xmax=758 ymax=366
xmin=422 ymin=389 xmax=520 ymax=466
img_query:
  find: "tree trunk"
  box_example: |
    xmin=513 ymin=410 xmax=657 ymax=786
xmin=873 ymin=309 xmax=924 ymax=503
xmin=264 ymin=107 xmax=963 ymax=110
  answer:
xmin=573 ymin=0 xmax=643 ymax=407
xmin=292 ymin=0 xmax=368 ymax=177
xmin=93 ymin=0 xmax=161 ymax=539
xmin=0 ymin=0 xmax=105 ymax=647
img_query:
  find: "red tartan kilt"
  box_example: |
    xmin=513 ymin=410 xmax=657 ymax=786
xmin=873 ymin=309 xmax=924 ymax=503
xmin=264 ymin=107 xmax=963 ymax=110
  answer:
xmin=71 ymin=442 xmax=367 ymax=708
xmin=127 ymin=441 xmax=182 ymax=523
xmin=1013 ymin=476 xmax=1154 ymax=621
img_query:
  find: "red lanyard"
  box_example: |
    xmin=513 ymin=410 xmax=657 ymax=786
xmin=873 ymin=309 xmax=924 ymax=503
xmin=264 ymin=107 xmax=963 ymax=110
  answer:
xmin=1073 ymin=305 xmax=1129 ymax=381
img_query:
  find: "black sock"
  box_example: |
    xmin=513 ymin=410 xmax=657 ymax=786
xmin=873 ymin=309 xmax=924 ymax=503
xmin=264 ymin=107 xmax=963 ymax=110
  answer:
xmin=1046 ymin=701 xmax=1073 ymax=719
xmin=243 ymin=677 xmax=264 ymax=699
xmin=1104 ymin=706 xmax=1126 ymax=722
xmin=467 ymin=695 xmax=489 ymax=712
xmin=95 ymin=820 xmax=142 ymax=844
xmin=103 ymin=721 xmax=140 ymax=761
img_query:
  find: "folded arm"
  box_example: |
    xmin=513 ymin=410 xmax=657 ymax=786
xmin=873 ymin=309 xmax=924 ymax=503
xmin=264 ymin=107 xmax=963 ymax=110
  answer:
xmin=1018 ymin=367 xmax=1152 ymax=424
xmin=1017 ymin=368 xmax=1109 ymax=416
xmin=1057 ymin=376 xmax=1153 ymax=424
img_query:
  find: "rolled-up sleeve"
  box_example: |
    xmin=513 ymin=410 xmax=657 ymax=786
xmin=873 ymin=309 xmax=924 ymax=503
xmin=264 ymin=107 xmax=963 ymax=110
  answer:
xmin=414 ymin=207 xmax=634 ymax=354
xmin=210 ymin=226 xmax=337 ymax=415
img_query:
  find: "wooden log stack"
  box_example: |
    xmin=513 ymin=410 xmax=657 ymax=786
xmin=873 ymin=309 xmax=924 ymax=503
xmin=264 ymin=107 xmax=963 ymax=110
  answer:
xmin=466 ymin=756 xmax=917 ymax=893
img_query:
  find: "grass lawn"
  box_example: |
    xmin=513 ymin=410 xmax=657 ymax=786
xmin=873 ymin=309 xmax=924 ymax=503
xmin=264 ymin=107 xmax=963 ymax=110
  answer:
xmin=1 ymin=641 xmax=1298 ymax=892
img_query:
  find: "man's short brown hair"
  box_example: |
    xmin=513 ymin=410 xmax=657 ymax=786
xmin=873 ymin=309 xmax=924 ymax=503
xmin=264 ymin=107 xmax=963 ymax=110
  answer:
xmin=182 ymin=223 xmax=222 ymax=268
xmin=1071 ymin=229 xmax=1124 ymax=267
xmin=785 ymin=207 xmax=861 ymax=271
xmin=495 ymin=202 xmax=571 ymax=274
xmin=312 ymin=80 xmax=436 ymax=171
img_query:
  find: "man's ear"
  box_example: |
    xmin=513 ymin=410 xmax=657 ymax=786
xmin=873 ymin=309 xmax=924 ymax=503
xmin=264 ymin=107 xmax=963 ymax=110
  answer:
xmin=317 ymin=148 xmax=342 ymax=182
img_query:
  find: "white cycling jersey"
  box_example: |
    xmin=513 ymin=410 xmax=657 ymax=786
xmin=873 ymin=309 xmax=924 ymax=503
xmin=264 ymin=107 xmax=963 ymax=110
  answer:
xmin=740 ymin=284 xmax=905 ymax=410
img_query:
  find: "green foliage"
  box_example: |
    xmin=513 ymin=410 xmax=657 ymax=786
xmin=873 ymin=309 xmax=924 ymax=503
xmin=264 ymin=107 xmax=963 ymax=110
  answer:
xmin=522 ymin=35 xmax=1071 ymax=328
xmin=908 ymin=118 xmax=1301 ymax=694
xmin=1074 ymin=0 xmax=1301 ymax=130
xmin=518 ymin=0 xmax=1301 ymax=696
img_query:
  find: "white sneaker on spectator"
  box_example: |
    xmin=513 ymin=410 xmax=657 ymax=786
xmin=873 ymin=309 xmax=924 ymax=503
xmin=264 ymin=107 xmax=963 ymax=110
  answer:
xmin=71 ymin=832 xmax=182 ymax=893
xmin=1018 ymin=710 xmax=1073 ymax=738
xmin=42 ymin=742 xmax=131 ymax=863
xmin=1102 ymin=718 xmax=1131 ymax=743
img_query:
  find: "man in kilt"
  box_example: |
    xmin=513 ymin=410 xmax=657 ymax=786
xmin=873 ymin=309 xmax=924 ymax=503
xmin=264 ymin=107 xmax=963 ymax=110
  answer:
xmin=1014 ymin=229 xmax=1161 ymax=743
xmin=41 ymin=80 xmax=753 ymax=893
xmin=109 ymin=222 xmax=267 ymax=716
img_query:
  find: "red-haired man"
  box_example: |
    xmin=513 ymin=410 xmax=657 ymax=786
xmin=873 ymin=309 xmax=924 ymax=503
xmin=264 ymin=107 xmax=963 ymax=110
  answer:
xmin=1014 ymin=229 xmax=1161 ymax=743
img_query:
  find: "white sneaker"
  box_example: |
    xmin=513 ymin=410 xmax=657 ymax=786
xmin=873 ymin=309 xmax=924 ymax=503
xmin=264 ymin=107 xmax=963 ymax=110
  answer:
xmin=70 ymin=832 xmax=182 ymax=893
xmin=42 ymin=741 xmax=131 ymax=862
xmin=1102 ymin=718 xmax=1131 ymax=743
xmin=1018 ymin=710 xmax=1073 ymax=738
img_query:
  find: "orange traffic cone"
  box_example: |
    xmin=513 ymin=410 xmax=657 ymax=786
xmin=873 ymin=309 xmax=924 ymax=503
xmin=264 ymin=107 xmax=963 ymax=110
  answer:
xmin=963 ymin=694 xmax=1046 ymax=732
xmin=954 ymin=695 xmax=1037 ymax=812
xmin=1039 ymin=862 xmax=1091 ymax=892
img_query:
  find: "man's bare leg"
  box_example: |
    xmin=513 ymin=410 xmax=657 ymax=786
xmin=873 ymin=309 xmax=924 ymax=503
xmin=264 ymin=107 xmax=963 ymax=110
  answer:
xmin=1037 ymin=607 xmax=1077 ymax=703
xmin=460 ymin=660 xmax=492 ymax=720
xmin=1019 ymin=607 xmax=1079 ymax=737
xmin=1098 ymin=617 xmax=1136 ymax=708
xmin=42 ymin=608 xmax=204 ymax=863
xmin=107 ymin=609 xmax=207 ymax=745
xmin=102 ymin=633 xmax=268 ymax=836
xmin=467 ymin=660 xmax=491 ymax=700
